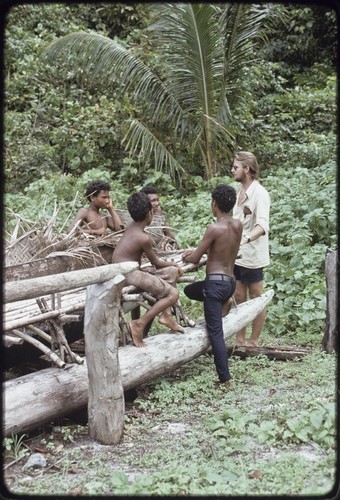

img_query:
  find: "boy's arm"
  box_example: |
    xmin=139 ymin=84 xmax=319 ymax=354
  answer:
xmin=143 ymin=236 xmax=183 ymax=273
xmin=182 ymin=225 xmax=214 ymax=263
xmin=106 ymin=198 xmax=124 ymax=231
xmin=67 ymin=208 xmax=88 ymax=233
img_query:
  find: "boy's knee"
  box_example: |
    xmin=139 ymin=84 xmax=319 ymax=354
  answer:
xmin=169 ymin=287 xmax=179 ymax=303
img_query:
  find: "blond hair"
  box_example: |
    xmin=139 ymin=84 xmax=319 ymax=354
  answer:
xmin=234 ymin=151 xmax=259 ymax=180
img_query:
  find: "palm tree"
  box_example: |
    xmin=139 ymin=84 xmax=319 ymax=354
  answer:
xmin=42 ymin=3 xmax=268 ymax=181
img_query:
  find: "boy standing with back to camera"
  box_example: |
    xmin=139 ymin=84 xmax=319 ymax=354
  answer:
xmin=182 ymin=184 xmax=242 ymax=385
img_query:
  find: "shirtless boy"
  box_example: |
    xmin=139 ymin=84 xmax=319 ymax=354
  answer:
xmin=112 ymin=191 xmax=184 ymax=347
xmin=182 ymin=184 xmax=242 ymax=384
xmin=67 ymin=180 xmax=123 ymax=236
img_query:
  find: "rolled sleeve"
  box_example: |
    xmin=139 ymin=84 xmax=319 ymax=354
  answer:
xmin=255 ymin=190 xmax=270 ymax=234
xmin=233 ymin=180 xmax=270 ymax=269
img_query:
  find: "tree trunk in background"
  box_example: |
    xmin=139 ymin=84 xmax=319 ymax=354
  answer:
xmin=322 ymin=249 xmax=338 ymax=353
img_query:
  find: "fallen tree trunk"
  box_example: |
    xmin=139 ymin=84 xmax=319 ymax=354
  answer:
xmin=3 ymin=290 xmax=274 ymax=436
xmin=227 ymin=344 xmax=311 ymax=360
xmin=5 ymin=261 xmax=138 ymax=303
xmin=4 ymin=254 xmax=106 ymax=282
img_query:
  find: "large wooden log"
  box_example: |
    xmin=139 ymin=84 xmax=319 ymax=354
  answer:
xmin=84 ymin=277 xmax=125 ymax=445
xmin=3 ymin=290 xmax=274 ymax=436
xmin=322 ymin=249 xmax=338 ymax=353
xmin=4 ymin=262 xmax=138 ymax=303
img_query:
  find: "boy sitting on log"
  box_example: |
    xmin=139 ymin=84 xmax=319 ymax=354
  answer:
xmin=67 ymin=180 xmax=123 ymax=236
xmin=112 ymin=191 xmax=184 ymax=347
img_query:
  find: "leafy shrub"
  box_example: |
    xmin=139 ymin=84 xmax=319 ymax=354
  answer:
xmin=4 ymin=168 xmax=130 ymax=234
xmin=250 ymin=402 xmax=335 ymax=447
xmin=262 ymin=162 xmax=336 ymax=340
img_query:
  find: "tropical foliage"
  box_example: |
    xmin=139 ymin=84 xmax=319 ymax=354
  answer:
xmin=4 ymin=2 xmax=337 ymax=338
xmin=3 ymin=4 xmax=337 ymax=496
xmin=4 ymin=3 xmax=336 ymax=188
xmin=41 ymin=3 xmax=269 ymax=181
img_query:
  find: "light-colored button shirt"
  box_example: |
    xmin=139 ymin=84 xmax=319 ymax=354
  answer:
xmin=233 ymin=180 xmax=270 ymax=269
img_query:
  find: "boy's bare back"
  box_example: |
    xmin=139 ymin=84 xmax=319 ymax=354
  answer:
xmin=112 ymin=223 xmax=150 ymax=264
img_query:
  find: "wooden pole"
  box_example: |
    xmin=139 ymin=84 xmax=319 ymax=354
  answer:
xmin=4 ymin=261 xmax=138 ymax=303
xmin=84 ymin=275 xmax=125 ymax=445
xmin=4 ymin=301 xmax=86 ymax=332
xmin=322 ymin=249 xmax=338 ymax=353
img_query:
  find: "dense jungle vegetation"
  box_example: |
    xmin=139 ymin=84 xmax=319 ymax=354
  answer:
xmin=4 ymin=2 xmax=337 ymax=342
xmin=3 ymin=3 xmax=338 ymax=497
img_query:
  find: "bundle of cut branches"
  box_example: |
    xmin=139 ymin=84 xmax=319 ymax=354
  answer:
xmin=5 ymin=207 xmax=179 ymax=269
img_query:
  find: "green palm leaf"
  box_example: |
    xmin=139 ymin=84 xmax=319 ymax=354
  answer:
xmin=123 ymin=119 xmax=185 ymax=182
xmin=222 ymin=3 xmax=269 ymax=101
xmin=147 ymin=3 xmax=229 ymax=177
xmin=42 ymin=32 xmax=184 ymax=129
xmin=41 ymin=4 xmax=268 ymax=180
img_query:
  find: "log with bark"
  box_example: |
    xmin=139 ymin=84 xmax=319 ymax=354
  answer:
xmin=3 ymin=290 xmax=274 ymax=436
xmin=4 ymin=253 xmax=107 ymax=282
xmin=5 ymin=261 xmax=139 ymax=303
xmin=322 ymin=249 xmax=338 ymax=353
xmin=226 ymin=344 xmax=311 ymax=360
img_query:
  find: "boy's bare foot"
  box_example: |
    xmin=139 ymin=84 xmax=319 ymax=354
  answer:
xmin=222 ymin=298 xmax=233 ymax=317
xmin=129 ymin=321 xmax=146 ymax=347
xmin=158 ymin=312 xmax=184 ymax=333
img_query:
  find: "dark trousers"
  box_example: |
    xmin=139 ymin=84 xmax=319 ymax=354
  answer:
xmin=184 ymin=275 xmax=236 ymax=382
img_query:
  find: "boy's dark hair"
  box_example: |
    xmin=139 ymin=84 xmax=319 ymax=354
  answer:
xmin=140 ymin=185 xmax=158 ymax=196
xmin=85 ymin=180 xmax=111 ymax=199
xmin=127 ymin=192 xmax=152 ymax=222
xmin=211 ymin=184 xmax=236 ymax=213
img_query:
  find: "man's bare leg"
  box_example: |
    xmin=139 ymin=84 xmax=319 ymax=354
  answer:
xmin=129 ymin=287 xmax=180 ymax=347
xmin=155 ymin=266 xmax=184 ymax=332
xmin=235 ymin=327 xmax=247 ymax=346
xmin=244 ymin=281 xmax=265 ymax=347
xmin=234 ymin=281 xmax=247 ymax=345
xmin=129 ymin=320 xmax=146 ymax=347
xmin=244 ymin=309 xmax=267 ymax=346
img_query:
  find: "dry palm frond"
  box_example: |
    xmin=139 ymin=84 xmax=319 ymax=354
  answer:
xmin=48 ymin=247 xmax=109 ymax=267
xmin=5 ymin=205 xmax=178 ymax=269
